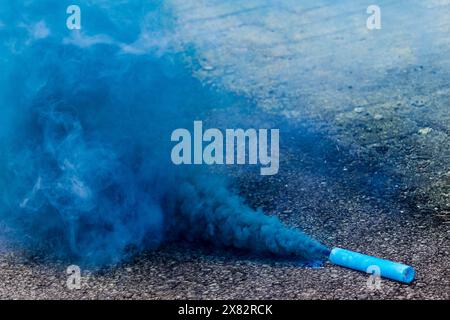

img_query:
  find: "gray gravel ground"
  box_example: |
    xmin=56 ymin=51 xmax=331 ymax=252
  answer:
xmin=0 ymin=122 xmax=448 ymax=300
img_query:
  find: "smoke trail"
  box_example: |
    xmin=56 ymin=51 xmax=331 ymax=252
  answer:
xmin=0 ymin=1 xmax=328 ymax=265
xmin=165 ymin=176 xmax=329 ymax=263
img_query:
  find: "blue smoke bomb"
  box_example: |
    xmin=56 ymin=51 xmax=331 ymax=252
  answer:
xmin=329 ymin=248 xmax=415 ymax=284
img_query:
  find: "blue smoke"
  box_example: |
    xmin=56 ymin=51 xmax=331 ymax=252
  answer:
xmin=0 ymin=1 xmax=328 ymax=265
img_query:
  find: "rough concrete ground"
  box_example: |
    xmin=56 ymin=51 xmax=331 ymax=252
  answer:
xmin=172 ymin=0 xmax=450 ymax=213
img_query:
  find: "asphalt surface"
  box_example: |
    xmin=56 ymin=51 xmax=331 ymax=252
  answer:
xmin=173 ymin=0 xmax=450 ymax=213
xmin=0 ymin=119 xmax=449 ymax=299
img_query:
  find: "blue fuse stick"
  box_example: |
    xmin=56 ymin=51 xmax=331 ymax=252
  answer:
xmin=329 ymin=247 xmax=415 ymax=284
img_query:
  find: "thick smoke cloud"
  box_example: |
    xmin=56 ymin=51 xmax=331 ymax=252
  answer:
xmin=0 ymin=1 xmax=328 ymax=266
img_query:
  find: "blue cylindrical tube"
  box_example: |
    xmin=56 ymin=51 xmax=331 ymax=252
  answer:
xmin=329 ymin=247 xmax=415 ymax=284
